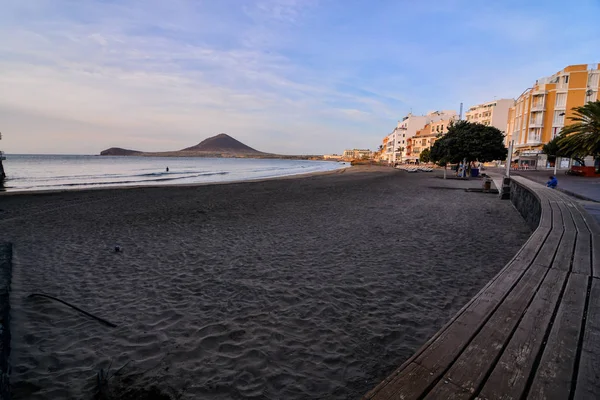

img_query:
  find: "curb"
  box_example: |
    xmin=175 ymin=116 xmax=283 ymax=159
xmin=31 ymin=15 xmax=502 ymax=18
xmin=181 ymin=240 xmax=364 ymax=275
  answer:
xmin=555 ymin=188 xmax=600 ymax=203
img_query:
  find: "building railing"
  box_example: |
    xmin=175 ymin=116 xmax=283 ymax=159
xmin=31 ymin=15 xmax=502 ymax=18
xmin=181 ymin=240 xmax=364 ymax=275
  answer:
xmin=530 ymin=104 xmax=545 ymax=111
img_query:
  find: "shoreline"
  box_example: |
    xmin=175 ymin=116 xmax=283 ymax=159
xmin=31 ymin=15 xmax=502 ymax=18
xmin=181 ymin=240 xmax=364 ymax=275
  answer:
xmin=0 ymin=163 xmax=352 ymax=197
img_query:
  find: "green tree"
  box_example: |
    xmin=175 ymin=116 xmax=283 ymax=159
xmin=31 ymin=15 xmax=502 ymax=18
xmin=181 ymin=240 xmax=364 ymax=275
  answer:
xmin=432 ymin=121 xmax=507 ymax=169
xmin=542 ymin=136 xmax=588 ymax=167
xmin=430 ymin=137 xmax=456 ymax=179
xmin=557 ymin=101 xmax=600 ymax=167
xmin=419 ymin=148 xmax=431 ymax=163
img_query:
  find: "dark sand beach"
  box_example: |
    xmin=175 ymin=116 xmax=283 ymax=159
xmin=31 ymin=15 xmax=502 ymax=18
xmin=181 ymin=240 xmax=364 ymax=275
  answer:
xmin=0 ymin=166 xmax=532 ymax=399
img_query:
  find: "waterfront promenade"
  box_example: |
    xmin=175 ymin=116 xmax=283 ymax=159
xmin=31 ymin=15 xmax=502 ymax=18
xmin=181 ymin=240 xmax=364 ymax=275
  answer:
xmin=365 ymin=175 xmax=600 ymax=399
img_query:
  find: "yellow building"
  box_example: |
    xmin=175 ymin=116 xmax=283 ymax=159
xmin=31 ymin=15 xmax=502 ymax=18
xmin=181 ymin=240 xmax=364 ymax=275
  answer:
xmin=506 ymin=63 xmax=600 ymax=168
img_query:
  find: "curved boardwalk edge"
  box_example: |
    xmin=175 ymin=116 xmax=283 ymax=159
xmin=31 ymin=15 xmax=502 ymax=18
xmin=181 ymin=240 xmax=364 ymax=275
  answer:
xmin=0 ymin=243 xmax=11 ymax=400
xmin=363 ymin=177 xmax=600 ymax=400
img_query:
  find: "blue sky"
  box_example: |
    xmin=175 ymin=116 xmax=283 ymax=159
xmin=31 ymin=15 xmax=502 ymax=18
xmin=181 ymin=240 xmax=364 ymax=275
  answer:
xmin=1 ymin=0 xmax=599 ymax=154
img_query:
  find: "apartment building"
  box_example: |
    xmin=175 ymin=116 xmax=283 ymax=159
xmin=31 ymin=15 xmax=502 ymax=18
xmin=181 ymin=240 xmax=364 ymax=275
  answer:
xmin=505 ymin=63 xmax=599 ymax=169
xmin=381 ymin=114 xmax=428 ymax=164
xmin=382 ymin=110 xmax=457 ymax=164
xmin=404 ymin=117 xmax=455 ymax=162
xmin=465 ymin=99 xmax=514 ymax=131
xmin=342 ymin=149 xmax=372 ymax=160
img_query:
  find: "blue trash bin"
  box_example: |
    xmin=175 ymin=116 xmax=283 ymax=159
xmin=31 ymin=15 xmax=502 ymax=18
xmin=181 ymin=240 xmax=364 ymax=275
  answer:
xmin=471 ymin=168 xmax=479 ymax=177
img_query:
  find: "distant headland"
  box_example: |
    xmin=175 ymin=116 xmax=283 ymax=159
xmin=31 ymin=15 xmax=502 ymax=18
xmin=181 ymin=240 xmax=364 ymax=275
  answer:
xmin=100 ymin=133 xmax=323 ymax=160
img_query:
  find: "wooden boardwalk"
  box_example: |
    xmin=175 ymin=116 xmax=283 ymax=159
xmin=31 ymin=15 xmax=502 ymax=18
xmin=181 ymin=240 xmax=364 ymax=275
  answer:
xmin=364 ymin=176 xmax=600 ymax=400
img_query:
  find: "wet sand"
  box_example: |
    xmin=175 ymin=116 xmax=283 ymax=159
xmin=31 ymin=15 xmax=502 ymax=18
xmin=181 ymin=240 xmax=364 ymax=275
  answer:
xmin=0 ymin=166 xmax=532 ymax=399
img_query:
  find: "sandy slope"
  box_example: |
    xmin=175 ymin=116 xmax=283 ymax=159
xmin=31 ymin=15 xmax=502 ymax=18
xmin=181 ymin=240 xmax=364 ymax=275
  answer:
xmin=0 ymin=167 xmax=531 ymax=399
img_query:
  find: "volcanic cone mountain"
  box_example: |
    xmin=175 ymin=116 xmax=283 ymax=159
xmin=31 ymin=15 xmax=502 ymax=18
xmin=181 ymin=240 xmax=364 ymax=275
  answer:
xmin=181 ymin=133 xmax=263 ymax=155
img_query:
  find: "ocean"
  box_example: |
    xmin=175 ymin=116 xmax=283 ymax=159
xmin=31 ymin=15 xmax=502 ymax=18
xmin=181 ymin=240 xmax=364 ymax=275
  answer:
xmin=1 ymin=155 xmax=348 ymax=192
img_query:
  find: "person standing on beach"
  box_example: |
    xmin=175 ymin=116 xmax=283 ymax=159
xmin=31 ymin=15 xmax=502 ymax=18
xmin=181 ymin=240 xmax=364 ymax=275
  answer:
xmin=166 ymin=167 xmax=169 ymax=172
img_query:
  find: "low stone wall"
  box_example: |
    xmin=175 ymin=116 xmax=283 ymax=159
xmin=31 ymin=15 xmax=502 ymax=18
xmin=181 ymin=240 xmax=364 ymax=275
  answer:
xmin=510 ymin=179 xmax=541 ymax=231
xmin=0 ymin=243 xmax=12 ymax=400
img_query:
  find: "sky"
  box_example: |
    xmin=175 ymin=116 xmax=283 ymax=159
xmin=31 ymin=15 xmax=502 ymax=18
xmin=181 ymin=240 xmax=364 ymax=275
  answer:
xmin=1 ymin=0 xmax=599 ymax=155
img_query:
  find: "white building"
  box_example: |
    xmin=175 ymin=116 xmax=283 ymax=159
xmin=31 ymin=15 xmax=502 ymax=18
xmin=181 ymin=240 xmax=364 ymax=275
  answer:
xmin=383 ymin=110 xmax=458 ymax=164
xmin=465 ymin=99 xmax=514 ymax=132
xmin=342 ymin=149 xmax=372 ymax=160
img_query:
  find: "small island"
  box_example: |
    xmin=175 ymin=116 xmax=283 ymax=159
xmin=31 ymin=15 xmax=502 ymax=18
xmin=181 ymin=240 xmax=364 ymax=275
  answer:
xmin=100 ymin=133 xmax=324 ymax=160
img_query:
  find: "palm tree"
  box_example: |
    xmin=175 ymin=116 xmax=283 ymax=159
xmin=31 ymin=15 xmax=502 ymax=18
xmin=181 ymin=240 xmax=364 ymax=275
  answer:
xmin=557 ymin=101 xmax=600 ymax=166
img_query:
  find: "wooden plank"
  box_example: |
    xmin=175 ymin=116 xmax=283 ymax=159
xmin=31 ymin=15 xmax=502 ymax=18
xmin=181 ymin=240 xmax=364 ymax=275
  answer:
xmin=538 ymin=197 xmax=553 ymax=230
xmin=569 ymin=204 xmax=592 ymax=276
xmin=366 ymin=362 xmax=433 ymax=400
xmin=479 ymin=268 xmax=568 ymax=400
xmin=510 ymin=227 xmax=550 ymax=265
xmin=574 ymin=277 xmax=600 ymax=400
xmin=532 ymin=202 xmax=562 ymax=268
xmin=557 ymin=201 xmax=576 ymax=232
xmin=424 ymin=265 xmax=548 ymax=398
xmin=593 ymin=234 xmax=600 ymax=278
xmin=550 ymin=202 xmax=576 ymax=272
xmin=528 ymin=273 xmax=589 ymax=400
xmin=568 ymin=201 xmax=600 ymax=277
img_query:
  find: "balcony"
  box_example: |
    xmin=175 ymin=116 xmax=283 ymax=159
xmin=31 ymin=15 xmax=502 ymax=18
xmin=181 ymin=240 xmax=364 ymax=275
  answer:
xmin=528 ymin=121 xmax=543 ymax=128
xmin=532 ymin=86 xmax=547 ymax=95
xmin=527 ymin=137 xmax=542 ymax=145
xmin=530 ymin=104 xmax=545 ymax=112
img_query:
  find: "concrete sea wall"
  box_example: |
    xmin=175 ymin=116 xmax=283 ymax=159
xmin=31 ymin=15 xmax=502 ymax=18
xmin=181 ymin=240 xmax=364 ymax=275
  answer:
xmin=510 ymin=178 xmax=542 ymax=231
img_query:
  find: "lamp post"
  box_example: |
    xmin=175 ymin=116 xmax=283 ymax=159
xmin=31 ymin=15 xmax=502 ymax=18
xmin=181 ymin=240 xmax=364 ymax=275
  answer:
xmin=553 ymin=112 xmax=566 ymax=175
xmin=505 ymin=140 xmax=514 ymax=178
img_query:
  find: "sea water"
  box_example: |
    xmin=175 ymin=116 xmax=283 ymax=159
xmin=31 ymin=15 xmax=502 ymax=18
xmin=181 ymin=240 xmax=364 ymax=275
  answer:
xmin=1 ymin=155 xmax=348 ymax=192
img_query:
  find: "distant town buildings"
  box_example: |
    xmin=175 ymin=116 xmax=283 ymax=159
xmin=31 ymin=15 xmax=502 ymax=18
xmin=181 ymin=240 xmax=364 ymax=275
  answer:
xmin=323 ymin=154 xmax=343 ymax=160
xmin=381 ymin=111 xmax=457 ymax=164
xmin=370 ymin=62 xmax=599 ymax=170
xmin=342 ymin=149 xmax=372 ymax=160
xmin=506 ymin=63 xmax=599 ymax=169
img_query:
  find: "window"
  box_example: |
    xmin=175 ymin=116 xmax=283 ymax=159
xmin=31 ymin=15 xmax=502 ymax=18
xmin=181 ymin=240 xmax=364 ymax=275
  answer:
xmin=589 ymin=73 xmax=600 ymax=88
xmin=564 ymin=75 xmax=569 ymax=84
xmin=422 ymin=139 xmax=426 ymax=146
xmin=556 ymin=93 xmax=567 ymax=108
xmin=403 ymin=134 xmax=405 ymax=137
xmin=553 ymin=110 xmax=565 ymax=125
xmin=441 ymin=125 xmax=444 ymax=131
